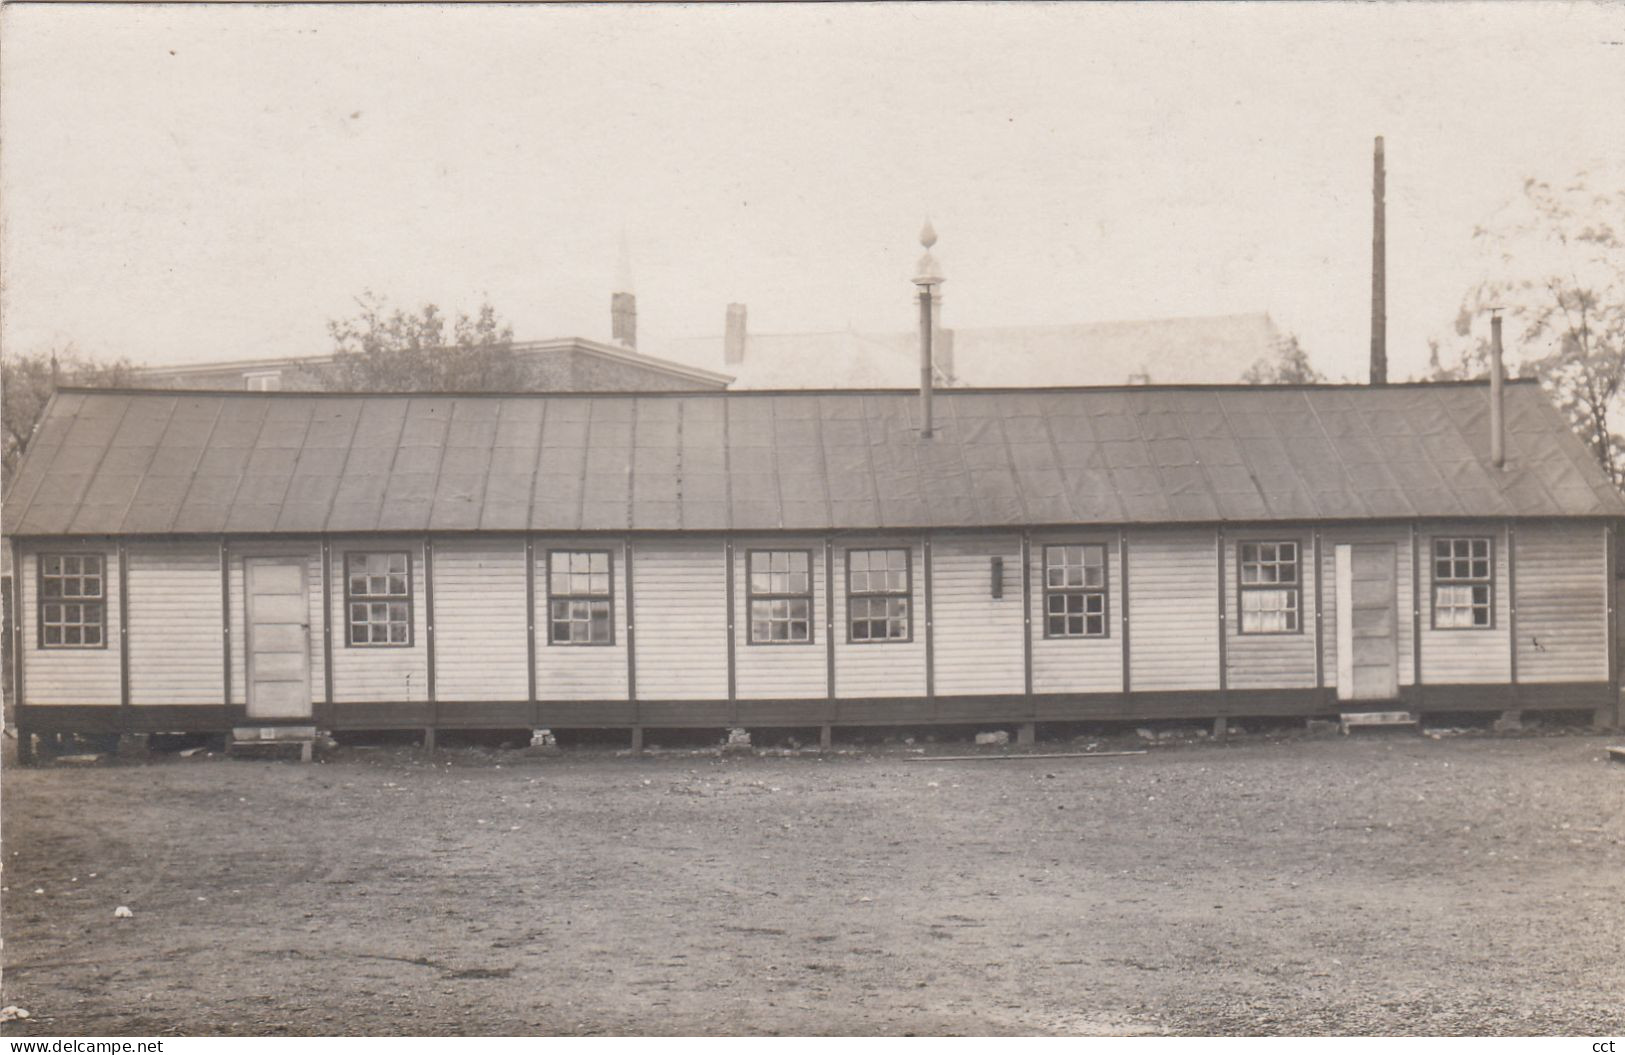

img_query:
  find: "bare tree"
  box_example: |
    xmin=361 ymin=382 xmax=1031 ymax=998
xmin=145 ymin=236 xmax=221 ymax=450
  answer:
xmin=2 ymin=345 xmax=142 ymax=490
xmin=1242 ymin=333 xmax=1323 ymax=384
xmin=319 ymin=291 xmax=524 ymax=392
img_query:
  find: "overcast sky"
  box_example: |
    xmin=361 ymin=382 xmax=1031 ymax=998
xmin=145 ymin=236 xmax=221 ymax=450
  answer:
xmin=2 ymin=2 xmax=1621 ymax=382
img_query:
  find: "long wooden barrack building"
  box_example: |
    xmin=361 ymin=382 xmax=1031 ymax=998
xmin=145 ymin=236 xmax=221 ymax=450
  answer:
xmin=5 ymin=380 xmax=1621 ymax=752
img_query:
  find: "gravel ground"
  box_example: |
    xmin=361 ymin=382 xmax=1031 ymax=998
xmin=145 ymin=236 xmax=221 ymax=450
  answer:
xmin=2 ymin=729 xmax=1623 ymax=1036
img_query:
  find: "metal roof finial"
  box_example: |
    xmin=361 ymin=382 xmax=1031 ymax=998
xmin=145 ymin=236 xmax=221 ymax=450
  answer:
xmin=914 ymin=220 xmax=944 ymax=288
xmin=920 ymin=218 xmax=937 ymax=250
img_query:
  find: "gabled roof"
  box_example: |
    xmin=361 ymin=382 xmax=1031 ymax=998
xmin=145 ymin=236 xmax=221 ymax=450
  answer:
xmin=663 ymin=313 xmax=1283 ymax=389
xmin=134 ymin=337 xmax=734 ymax=390
xmin=4 ymin=381 xmax=1620 ymax=538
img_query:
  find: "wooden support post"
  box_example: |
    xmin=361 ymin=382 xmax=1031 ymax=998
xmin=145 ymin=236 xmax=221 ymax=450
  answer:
xmin=630 ymin=726 xmax=644 ymax=753
xmin=320 ymin=538 xmax=334 ymax=718
xmin=1119 ymin=529 xmax=1132 ymax=694
xmin=1017 ymin=722 xmax=1036 ymax=747
xmin=1507 ymin=522 xmax=1518 ymax=703
xmin=299 ymin=740 xmax=314 ymax=764
xmin=625 ymin=541 xmax=637 ymax=714
xmin=819 ymin=724 xmax=832 ymax=751
xmin=1216 ymin=527 xmax=1228 ymax=697
xmin=824 ymin=536 xmax=836 ymax=716
xmin=725 ymin=537 xmax=737 ymax=721
xmin=423 ymin=537 xmax=437 ymax=738
xmin=1410 ymin=523 xmax=1423 ymax=711
xmin=525 ymin=536 xmax=537 ymax=725
xmin=1213 ymin=717 xmax=1228 ymax=738
xmin=1312 ymin=528 xmax=1326 ymax=708
xmin=220 ymin=538 xmax=232 ymax=708
xmin=10 ymin=537 xmax=26 ymax=733
xmin=1021 ymin=532 xmax=1034 ymax=711
xmin=923 ymin=535 xmax=935 ymax=715
xmin=16 ymin=728 xmax=34 ymax=766
xmin=117 ymin=541 xmax=131 ymax=728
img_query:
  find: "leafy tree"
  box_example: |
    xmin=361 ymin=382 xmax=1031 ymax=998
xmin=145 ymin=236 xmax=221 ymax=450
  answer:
xmin=319 ymin=291 xmax=523 ymax=392
xmin=1434 ymin=174 xmax=1625 ymax=484
xmin=2 ymin=345 xmax=142 ymax=491
xmin=1242 ymin=333 xmax=1323 ymax=384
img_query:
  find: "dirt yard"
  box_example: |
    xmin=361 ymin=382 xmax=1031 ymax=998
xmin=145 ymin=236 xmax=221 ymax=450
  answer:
xmin=3 ymin=728 xmax=1623 ymax=1036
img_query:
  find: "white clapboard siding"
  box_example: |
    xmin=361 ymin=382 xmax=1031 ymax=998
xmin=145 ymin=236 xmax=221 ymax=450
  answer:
xmin=1516 ymin=521 xmax=1608 ymax=682
xmin=834 ymin=539 xmax=927 ymax=699
xmin=18 ymin=545 xmax=122 ymax=705
xmin=1224 ymin=531 xmax=1318 ymax=690
xmin=1128 ymin=527 xmax=1220 ymax=691
xmin=1420 ymin=522 xmax=1512 ymax=684
xmin=229 ymin=543 xmax=325 ymax=707
xmin=1030 ymin=533 xmax=1124 ymax=694
xmin=534 ymin=538 xmax=629 ymax=701
xmin=933 ymin=535 xmax=1025 ymax=695
xmin=734 ymin=537 xmax=827 ymax=700
xmin=1320 ymin=525 xmax=1415 ymax=688
xmin=634 ymin=539 xmax=729 ymax=700
xmin=432 ymin=539 xmax=529 ymax=702
xmin=128 ymin=542 xmax=223 ymax=705
xmin=329 ymin=541 xmax=429 ymax=703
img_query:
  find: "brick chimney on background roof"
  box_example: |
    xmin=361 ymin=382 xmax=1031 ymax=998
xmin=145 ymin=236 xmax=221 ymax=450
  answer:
xmin=724 ymin=303 xmax=747 ymax=366
xmin=611 ymin=292 xmax=636 ymax=349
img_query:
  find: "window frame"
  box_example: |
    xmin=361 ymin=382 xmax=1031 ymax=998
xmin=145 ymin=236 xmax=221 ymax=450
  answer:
xmin=342 ymin=550 xmax=415 ymax=649
xmin=745 ymin=548 xmax=816 ymax=646
xmin=1041 ymin=543 xmax=1111 ymax=640
xmin=1235 ymin=538 xmax=1304 ymax=636
xmin=36 ymin=552 xmax=109 ymax=650
xmin=1430 ymin=535 xmax=1496 ymax=631
xmin=546 ymin=548 xmax=616 ymax=647
xmin=844 ymin=546 xmax=913 ymax=645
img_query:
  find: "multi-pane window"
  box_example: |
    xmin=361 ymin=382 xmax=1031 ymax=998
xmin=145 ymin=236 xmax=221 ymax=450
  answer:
xmin=1433 ymin=537 xmax=1493 ymax=629
xmin=345 ymin=552 xmax=412 ymax=646
xmin=1044 ymin=544 xmax=1108 ymax=638
xmin=1238 ymin=541 xmax=1301 ymax=634
xmin=847 ymin=548 xmax=910 ymax=643
xmin=38 ymin=554 xmax=106 ymax=648
xmin=748 ymin=550 xmax=813 ymax=644
xmin=549 ymin=550 xmax=613 ymax=645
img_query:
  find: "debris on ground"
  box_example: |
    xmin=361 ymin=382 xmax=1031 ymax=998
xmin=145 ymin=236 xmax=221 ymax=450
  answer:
xmin=0 ymin=1007 xmax=30 ymax=1023
xmin=113 ymin=905 xmax=134 ymax=919
xmin=974 ymin=731 xmax=1009 ymax=746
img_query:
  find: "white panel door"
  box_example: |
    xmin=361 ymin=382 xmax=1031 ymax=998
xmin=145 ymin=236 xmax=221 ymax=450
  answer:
xmin=1336 ymin=543 xmax=1400 ymax=701
xmin=245 ymin=558 xmax=312 ymax=719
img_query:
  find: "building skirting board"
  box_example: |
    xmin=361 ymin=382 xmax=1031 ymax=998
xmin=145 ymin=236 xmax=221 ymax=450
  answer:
xmin=14 ymin=682 xmax=1613 ymax=734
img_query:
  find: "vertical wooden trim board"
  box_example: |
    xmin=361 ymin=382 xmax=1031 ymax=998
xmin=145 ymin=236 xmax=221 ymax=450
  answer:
xmin=1410 ymin=523 xmax=1423 ymax=706
xmin=10 ymin=537 xmax=25 ymax=710
xmin=1119 ymin=528 xmax=1131 ymax=693
xmin=1334 ymin=543 xmax=1353 ymax=699
xmin=1215 ymin=527 xmax=1228 ymax=695
xmin=525 ymin=536 xmax=537 ymax=719
xmin=1607 ymin=523 xmax=1619 ymax=707
xmin=320 ymin=539 xmax=334 ymax=709
xmin=824 ymin=537 xmax=836 ymax=707
xmin=1312 ymin=529 xmax=1326 ymax=705
xmin=724 ymin=537 xmax=737 ymax=714
xmin=923 ymin=535 xmax=935 ymax=712
xmin=423 ymin=538 xmax=437 ymax=722
xmin=1506 ymin=522 xmax=1518 ymax=696
xmin=625 ymin=541 xmax=638 ymax=712
xmin=117 ymin=540 xmax=130 ymax=711
xmin=1020 ymin=532 xmax=1034 ymax=699
xmin=220 ymin=538 xmax=232 ymax=707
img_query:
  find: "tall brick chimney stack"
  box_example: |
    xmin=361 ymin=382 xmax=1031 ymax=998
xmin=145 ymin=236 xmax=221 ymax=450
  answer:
xmin=724 ymin=303 xmax=748 ymax=366
xmin=611 ymin=292 xmax=637 ymax=350
xmin=612 ymin=231 xmax=637 ymax=349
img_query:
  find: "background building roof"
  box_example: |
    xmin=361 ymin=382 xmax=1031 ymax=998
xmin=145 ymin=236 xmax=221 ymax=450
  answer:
xmin=4 ymin=380 xmax=1618 ymax=538
xmin=663 ymin=313 xmax=1284 ymax=389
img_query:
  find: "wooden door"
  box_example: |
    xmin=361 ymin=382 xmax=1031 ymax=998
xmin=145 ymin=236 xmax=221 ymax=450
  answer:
xmin=245 ymin=558 xmax=312 ymax=719
xmin=1335 ymin=543 xmax=1399 ymax=701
